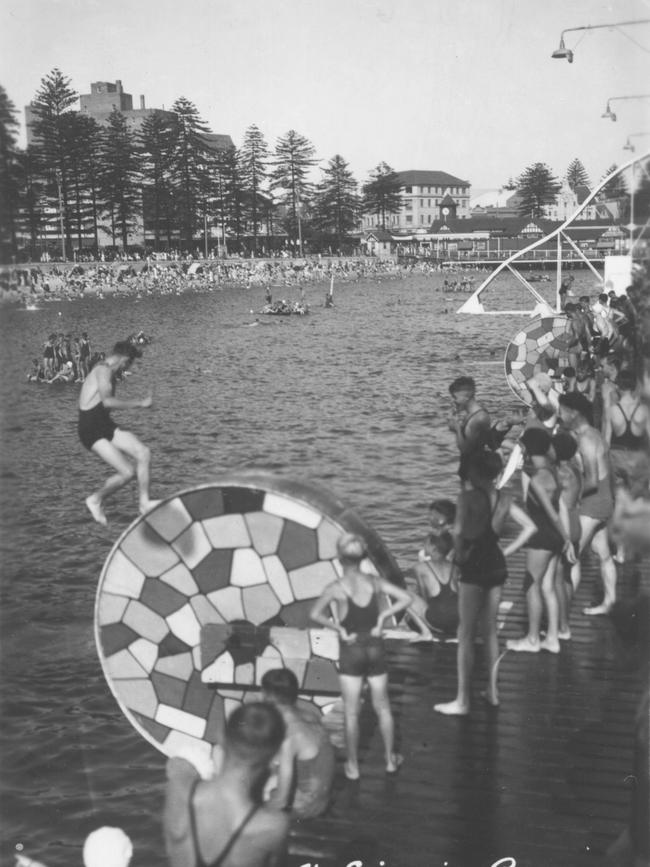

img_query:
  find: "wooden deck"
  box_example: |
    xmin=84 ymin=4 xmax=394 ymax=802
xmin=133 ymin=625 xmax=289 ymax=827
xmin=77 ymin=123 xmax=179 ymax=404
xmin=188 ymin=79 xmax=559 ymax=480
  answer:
xmin=286 ymin=552 xmax=648 ymax=867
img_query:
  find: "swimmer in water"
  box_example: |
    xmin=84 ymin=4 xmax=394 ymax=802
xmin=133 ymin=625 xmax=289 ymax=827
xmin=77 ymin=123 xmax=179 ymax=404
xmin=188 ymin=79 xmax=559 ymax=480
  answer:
xmin=78 ymin=340 xmax=156 ymax=525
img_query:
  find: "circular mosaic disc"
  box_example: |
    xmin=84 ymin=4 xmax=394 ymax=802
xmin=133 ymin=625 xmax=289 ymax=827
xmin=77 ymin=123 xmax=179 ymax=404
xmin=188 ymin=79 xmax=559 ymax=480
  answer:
xmin=504 ymin=315 xmax=574 ymax=404
xmin=95 ymin=471 xmax=402 ymax=758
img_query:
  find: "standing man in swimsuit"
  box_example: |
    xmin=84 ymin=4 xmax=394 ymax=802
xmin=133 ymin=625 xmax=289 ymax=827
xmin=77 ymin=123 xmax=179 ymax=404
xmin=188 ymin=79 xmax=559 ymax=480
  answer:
xmin=78 ymin=340 xmax=155 ymax=525
xmin=310 ymin=533 xmax=412 ymax=780
xmin=164 ymin=703 xmax=289 ymax=867
xmin=558 ymin=392 xmax=616 ymax=615
xmin=448 ymin=376 xmax=492 ymax=480
xmin=261 ymin=668 xmax=335 ymax=818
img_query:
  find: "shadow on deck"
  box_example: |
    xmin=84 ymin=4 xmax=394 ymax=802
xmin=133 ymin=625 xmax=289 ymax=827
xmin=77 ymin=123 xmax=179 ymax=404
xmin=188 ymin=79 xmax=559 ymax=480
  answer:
xmin=287 ymin=553 xmax=648 ymax=867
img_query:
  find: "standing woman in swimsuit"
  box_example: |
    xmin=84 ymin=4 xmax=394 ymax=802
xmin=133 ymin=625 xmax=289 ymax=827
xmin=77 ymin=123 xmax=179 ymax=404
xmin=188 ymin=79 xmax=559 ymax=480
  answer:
xmin=507 ymin=428 xmax=577 ymax=654
xmin=310 ymin=533 xmax=412 ymax=780
xmin=435 ymin=451 xmax=536 ymax=716
xmin=78 ymin=340 xmax=155 ymax=525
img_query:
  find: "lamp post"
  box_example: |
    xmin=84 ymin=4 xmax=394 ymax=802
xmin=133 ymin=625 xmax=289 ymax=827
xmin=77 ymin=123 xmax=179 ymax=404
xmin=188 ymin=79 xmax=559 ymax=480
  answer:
xmin=601 ymin=95 xmax=650 ymax=122
xmin=551 ymin=19 xmax=650 ymax=62
xmin=55 ymin=170 xmax=66 ymax=262
xmin=203 ymin=202 xmax=209 ymax=259
xmin=623 ymin=132 xmax=650 ymax=152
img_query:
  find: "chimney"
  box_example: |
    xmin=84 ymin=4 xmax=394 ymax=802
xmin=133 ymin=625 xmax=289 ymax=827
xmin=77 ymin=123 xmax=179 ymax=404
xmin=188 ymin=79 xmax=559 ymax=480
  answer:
xmin=116 ymin=80 xmax=122 ymax=92
xmin=140 ymin=95 xmax=145 ymax=109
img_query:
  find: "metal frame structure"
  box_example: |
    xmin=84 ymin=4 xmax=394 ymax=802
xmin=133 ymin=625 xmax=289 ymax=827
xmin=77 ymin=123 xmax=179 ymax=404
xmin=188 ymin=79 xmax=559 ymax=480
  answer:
xmin=457 ymin=151 xmax=649 ymax=315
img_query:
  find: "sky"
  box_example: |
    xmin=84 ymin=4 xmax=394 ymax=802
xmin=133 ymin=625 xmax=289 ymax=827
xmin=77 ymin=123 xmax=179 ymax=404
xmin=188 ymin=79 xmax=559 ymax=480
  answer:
xmin=2 ymin=0 xmax=650 ymax=194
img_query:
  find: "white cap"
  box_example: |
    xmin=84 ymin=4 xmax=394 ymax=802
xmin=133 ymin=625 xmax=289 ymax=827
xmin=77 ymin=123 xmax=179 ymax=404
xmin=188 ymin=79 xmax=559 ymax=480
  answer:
xmin=83 ymin=827 xmax=133 ymax=867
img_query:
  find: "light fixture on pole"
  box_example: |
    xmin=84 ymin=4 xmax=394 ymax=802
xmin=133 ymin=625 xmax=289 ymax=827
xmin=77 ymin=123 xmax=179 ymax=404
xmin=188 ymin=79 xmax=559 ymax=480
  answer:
xmin=623 ymin=132 xmax=650 ymax=152
xmin=600 ymin=94 xmax=650 ymax=121
xmin=551 ymin=19 xmax=650 ymax=62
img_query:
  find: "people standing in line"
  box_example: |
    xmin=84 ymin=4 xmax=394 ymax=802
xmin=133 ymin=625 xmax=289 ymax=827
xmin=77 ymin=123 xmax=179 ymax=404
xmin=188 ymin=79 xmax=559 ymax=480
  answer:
xmin=310 ymin=533 xmax=412 ymax=780
xmin=260 ymin=668 xmax=335 ymax=819
xmin=558 ymin=392 xmax=616 ymax=615
xmin=434 ymin=450 xmax=535 ymax=715
xmin=78 ymin=340 xmax=156 ymax=525
xmin=447 ymin=376 xmax=492 ymax=479
xmin=164 ymin=703 xmax=289 ymax=867
xmin=507 ymin=428 xmax=576 ymax=654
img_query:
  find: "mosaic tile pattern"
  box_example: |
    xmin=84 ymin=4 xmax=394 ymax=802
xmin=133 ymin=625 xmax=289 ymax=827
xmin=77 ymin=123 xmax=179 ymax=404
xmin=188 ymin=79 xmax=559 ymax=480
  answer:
xmin=504 ymin=315 xmax=574 ymax=404
xmin=95 ymin=472 xmax=402 ymax=756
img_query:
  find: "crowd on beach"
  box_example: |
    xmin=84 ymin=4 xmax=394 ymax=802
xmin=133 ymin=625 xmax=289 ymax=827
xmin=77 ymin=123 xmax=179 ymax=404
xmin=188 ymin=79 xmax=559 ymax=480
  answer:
xmin=2 ymin=255 xmax=489 ymax=306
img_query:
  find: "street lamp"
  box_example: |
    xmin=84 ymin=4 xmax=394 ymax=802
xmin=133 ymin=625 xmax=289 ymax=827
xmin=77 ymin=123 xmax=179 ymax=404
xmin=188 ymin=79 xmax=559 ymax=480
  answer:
xmin=623 ymin=132 xmax=650 ymax=152
xmin=551 ymin=19 xmax=650 ymax=62
xmin=601 ymin=95 xmax=650 ymax=121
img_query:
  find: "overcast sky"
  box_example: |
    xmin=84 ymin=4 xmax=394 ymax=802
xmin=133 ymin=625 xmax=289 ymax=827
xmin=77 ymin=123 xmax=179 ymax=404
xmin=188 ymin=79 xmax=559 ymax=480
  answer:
xmin=2 ymin=0 xmax=649 ymax=192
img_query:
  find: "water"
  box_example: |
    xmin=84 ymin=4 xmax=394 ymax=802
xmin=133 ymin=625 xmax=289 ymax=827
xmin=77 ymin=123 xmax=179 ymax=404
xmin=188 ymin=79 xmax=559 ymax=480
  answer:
xmin=0 ymin=270 xmax=594 ymax=866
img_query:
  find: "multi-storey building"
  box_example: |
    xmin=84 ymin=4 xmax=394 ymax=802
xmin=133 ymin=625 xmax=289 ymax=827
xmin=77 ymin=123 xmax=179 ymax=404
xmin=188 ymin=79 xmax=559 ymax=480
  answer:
xmin=362 ymin=169 xmax=471 ymax=232
xmin=23 ymin=80 xmax=234 ymax=252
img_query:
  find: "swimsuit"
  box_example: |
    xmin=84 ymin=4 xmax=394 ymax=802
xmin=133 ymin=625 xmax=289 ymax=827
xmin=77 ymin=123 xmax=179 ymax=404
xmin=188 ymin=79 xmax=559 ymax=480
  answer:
xmin=579 ymin=475 xmax=614 ymax=522
xmin=292 ymin=727 xmax=335 ymax=818
xmin=526 ymin=470 xmax=564 ymax=554
xmin=337 ymin=580 xmax=387 ymax=678
xmin=457 ymin=490 xmax=507 ymax=588
xmin=425 ymin=580 xmax=459 ymax=636
xmin=189 ymin=780 xmax=258 ymax=867
xmin=610 ymin=404 xmax=650 ymax=496
xmin=78 ymin=402 xmax=117 ymax=450
xmin=610 ymin=404 xmax=646 ymax=451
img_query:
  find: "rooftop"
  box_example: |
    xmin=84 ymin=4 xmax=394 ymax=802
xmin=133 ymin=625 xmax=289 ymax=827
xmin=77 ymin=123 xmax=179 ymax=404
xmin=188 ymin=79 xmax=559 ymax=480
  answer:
xmin=396 ymin=170 xmax=470 ymax=188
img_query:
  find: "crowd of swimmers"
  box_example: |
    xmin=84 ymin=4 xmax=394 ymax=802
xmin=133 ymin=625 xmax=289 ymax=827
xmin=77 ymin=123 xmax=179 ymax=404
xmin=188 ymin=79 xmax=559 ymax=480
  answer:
xmin=28 ymin=331 xmax=150 ymax=384
xmin=2 ymin=257 xmax=498 ymax=306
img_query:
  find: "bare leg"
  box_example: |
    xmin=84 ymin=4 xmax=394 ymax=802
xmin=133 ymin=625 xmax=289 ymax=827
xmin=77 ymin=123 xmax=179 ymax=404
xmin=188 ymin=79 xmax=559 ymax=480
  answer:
xmin=435 ymin=583 xmax=483 ymax=715
xmin=367 ymin=674 xmax=399 ymax=770
xmin=481 ymin=586 xmax=502 ymax=705
xmin=540 ymin=556 xmax=560 ymax=652
xmin=507 ymin=549 xmax=553 ymax=651
xmin=87 ymin=439 xmax=136 ymax=524
xmin=339 ymin=675 xmax=363 ymax=779
xmin=111 ymin=429 xmax=155 ymax=513
xmin=584 ymin=525 xmax=617 ymax=615
xmin=555 ymin=558 xmax=572 ymax=639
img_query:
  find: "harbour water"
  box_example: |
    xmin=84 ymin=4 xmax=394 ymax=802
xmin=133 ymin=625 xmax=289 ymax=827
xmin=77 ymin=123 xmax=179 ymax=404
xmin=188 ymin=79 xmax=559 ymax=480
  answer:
xmin=0 ymin=269 xmax=598 ymax=866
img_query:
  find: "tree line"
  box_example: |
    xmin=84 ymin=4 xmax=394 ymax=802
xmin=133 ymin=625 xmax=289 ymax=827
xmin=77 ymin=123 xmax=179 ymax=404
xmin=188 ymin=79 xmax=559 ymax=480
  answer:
xmin=0 ymin=68 xmax=640 ymax=262
xmin=0 ymin=70 xmax=408 ymax=260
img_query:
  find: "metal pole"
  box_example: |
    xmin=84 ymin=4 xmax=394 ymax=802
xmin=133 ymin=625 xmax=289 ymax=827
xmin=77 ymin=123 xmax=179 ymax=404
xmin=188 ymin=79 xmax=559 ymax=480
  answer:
xmin=204 ymin=206 xmax=208 ymax=259
xmin=630 ymin=163 xmax=635 ymax=254
xmin=56 ymin=172 xmax=66 ymax=261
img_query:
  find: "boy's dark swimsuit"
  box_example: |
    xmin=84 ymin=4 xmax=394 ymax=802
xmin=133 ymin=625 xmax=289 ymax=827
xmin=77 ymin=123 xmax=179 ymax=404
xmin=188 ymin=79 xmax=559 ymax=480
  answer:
xmin=78 ymin=402 xmax=117 ymax=450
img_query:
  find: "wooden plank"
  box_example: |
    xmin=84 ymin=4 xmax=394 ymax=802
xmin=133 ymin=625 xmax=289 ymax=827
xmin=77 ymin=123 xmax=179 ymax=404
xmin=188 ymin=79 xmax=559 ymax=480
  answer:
xmin=285 ymin=553 xmax=648 ymax=866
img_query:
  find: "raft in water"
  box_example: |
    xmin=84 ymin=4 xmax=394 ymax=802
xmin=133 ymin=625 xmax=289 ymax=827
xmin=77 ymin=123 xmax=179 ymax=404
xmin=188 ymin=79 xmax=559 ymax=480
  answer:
xmin=259 ymin=301 xmax=309 ymax=316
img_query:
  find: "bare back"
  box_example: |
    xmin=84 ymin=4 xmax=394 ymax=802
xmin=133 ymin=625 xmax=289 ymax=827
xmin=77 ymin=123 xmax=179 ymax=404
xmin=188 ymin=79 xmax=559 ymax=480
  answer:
xmin=79 ymin=362 xmax=113 ymax=411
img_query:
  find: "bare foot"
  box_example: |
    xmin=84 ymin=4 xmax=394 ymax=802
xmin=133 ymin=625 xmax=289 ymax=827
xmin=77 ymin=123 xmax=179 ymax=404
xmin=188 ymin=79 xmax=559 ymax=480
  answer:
xmin=139 ymin=498 xmax=162 ymax=515
xmin=540 ymin=636 xmax=560 ymax=654
xmin=86 ymin=495 xmax=107 ymax=526
xmin=386 ymin=753 xmax=403 ymax=774
xmin=434 ymin=700 xmax=469 ymax=716
xmin=480 ymin=690 xmax=499 ymax=708
xmin=583 ymin=603 xmax=612 ymax=616
xmin=506 ymin=636 xmax=540 ymax=653
xmin=343 ymin=761 xmax=359 ymax=781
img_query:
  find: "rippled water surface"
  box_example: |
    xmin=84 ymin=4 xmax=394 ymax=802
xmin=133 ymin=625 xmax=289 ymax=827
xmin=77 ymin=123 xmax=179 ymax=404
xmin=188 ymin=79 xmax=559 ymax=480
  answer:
xmin=0 ymin=270 xmax=594 ymax=865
